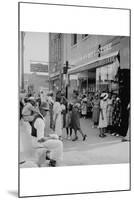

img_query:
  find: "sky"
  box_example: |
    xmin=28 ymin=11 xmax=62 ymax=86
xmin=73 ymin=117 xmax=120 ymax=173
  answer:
xmin=23 ymin=32 xmax=49 ymax=74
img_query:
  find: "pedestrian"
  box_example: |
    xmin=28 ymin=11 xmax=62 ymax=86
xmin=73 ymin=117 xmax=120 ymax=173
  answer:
xmin=107 ymin=92 xmax=114 ymax=134
xmin=81 ymin=95 xmax=87 ymax=118
xmin=122 ymin=103 xmax=130 ymax=142
xmin=53 ymin=92 xmax=63 ymax=140
xmin=47 ymin=91 xmax=54 ymax=129
xmin=98 ymin=93 xmax=108 ymax=138
xmin=22 ymin=96 xmax=39 ymax=122
xmin=71 ymin=90 xmax=87 ymax=141
xmin=61 ymin=95 xmax=68 ymax=129
xmin=112 ymin=96 xmax=121 ymax=137
xmin=30 ymin=102 xmax=63 ymax=167
xmin=92 ymin=93 xmax=100 ymax=128
xmin=65 ymin=103 xmax=73 ymax=140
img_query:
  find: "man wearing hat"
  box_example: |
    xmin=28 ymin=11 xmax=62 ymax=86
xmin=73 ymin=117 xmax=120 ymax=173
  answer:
xmin=22 ymin=96 xmax=39 ymax=122
xmin=30 ymin=102 xmax=63 ymax=167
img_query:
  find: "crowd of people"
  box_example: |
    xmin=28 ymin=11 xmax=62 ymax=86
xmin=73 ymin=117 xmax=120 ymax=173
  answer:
xmin=19 ymin=88 xmax=130 ymax=167
xmin=78 ymin=91 xmax=130 ymax=139
xmin=19 ymin=89 xmax=87 ymax=167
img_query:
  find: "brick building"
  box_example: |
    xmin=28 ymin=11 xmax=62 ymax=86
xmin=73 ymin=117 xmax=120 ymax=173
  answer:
xmin=49 ymin=33 xmax=130 ymax=99
xmin=49 ymin=33 xmax=64 ymax=92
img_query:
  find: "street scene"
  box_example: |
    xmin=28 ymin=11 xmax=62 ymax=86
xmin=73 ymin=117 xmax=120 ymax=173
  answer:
xmin=19 ymin=32 xmax=130 ymax=168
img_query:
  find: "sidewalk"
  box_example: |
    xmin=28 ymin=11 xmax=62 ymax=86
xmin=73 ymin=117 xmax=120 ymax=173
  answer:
xmin=62 ymin=141 xmax=129 ymax=166
xmin=60 ymin=118 xmax=130 ymax=166
xmin=20 ymin=118 xmax=130 ymax=167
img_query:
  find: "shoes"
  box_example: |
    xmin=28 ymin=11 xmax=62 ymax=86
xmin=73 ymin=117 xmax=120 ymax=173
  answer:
xmin=68 ymin=136 xmax=71 ymax=140
xmin=99 ymin=134 xmax=106 ymax=138
xmin=49 ymin=159 xmax=56 ymax=167
xmin=72 ymin=136 xmax=78 ymax=141
xmin=83 ymin=134 xmax=87 ymax=141
xmin=46 ymin=151 xmax=51 ymax=160
xmin=19 ymin=161 xmax=26 ymax=165
xmin=115 ymin=134 xmax=120 ymax=137
xmin=122 ymin=138 xmax=128 ymax=142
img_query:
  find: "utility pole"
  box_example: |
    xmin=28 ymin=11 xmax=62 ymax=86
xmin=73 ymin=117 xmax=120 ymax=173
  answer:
xmin=63 ymin=61 xmax=69 ymax=98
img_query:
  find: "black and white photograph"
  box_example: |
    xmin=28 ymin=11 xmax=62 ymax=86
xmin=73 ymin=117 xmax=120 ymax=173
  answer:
xmin=18 ymin=2 xmax=131 ymax=198
xmin=19 ymin=32 xmax=130 ymax=168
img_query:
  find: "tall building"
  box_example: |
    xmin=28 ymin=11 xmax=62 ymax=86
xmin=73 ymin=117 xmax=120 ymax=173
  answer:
xmin=49 ymin=33 xmax=64 ymax=92
xmin=49 ymin=33 xmax=130 ymax=99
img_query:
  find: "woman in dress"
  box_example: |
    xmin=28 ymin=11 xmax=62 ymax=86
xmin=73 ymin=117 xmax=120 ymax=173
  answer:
xmin=81 ymin=95 xmax=88 ymax=119
xmin=98 ymin=93 xmax=108 ymax=138
xmin=112 ymin=96 xmax=121 ymax=137
xmin=107 ymin=92 xmax=114 ymax=134
xmin=92 ymin=93 xmax=100 ymax=128
xmin=65 ymin=103 xmax=73 ymax=140
xmin=70 ymin=90 xmax=87 ymax=141
xmin=53 ymin=93 xmax=63 ymax=140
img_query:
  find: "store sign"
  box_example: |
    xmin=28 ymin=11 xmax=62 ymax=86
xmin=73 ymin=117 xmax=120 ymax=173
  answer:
xmin=70 ymin=74 xmax=78 ymax=80
xmin=30 ymin=63 xmax=48 ymax=73
xmin=73 ymin=43 xmax=112 ymax=64
xmin=100 ymin=43 xmax=112 ymax=53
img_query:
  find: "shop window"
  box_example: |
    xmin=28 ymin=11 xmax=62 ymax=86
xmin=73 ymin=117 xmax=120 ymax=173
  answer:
xmin=71 ymin=34 xmax=77 ymax=46
xmin=96 ymin=61 xmax=119 ymax=92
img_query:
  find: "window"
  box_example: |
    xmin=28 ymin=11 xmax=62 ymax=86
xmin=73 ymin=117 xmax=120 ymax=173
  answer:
xmin=96 ymin=62 xmax=119 ymax=92
xmin=71 ymin=34 xmax=77 ymax=46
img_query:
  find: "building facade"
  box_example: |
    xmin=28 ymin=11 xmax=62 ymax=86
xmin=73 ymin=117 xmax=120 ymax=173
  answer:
xmin=49 ymin=33 xmax=64 ymax=92
xmin=49 ymin=33 xmax=130 ymax=99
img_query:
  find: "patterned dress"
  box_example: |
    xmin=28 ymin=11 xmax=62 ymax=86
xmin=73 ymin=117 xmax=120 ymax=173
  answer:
xmin=107 ymin=98 xmax=114 ymax=126
xmin=92 ymin=99 xmax=100 ymax=124
xmin=70 ymin=98 xmax=81 ymax=131
xmin=53 ymin=102 xmax=62 ymax=137
xmin=112 ymin=99 xmax=121 ymax=129
xmin=98 ymin=100 xmax=108 ymax=128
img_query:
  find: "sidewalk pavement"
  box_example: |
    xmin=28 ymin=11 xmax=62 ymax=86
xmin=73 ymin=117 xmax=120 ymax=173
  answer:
xmin=20 ymin=117 xmax=130 ymax=167
xmin=60 ymin=118 xmax=130 ymax=166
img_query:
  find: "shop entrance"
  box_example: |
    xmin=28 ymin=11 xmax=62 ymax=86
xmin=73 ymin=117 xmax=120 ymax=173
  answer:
xmin=78 ymin=69 xmax=96 ymax=94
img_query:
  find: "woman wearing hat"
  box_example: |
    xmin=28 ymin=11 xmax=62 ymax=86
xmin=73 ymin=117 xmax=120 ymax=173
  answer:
xmin=98 ymin=93 xmax=108 ymax=137
xmin=107 ymin=92 xmax=114 ymax=134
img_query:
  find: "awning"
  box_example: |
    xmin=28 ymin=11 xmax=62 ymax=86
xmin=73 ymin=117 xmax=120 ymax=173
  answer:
xmin=50 ymin=71 xmax=60 ymax=80
xmin=68 ymin=51 xmax=119 ymax=75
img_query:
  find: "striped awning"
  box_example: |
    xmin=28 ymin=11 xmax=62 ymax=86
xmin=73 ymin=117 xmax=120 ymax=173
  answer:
xmin=68 ymin=51 xmax=119 ymax=75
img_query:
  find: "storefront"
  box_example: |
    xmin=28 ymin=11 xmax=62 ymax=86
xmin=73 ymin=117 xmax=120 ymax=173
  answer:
xmin=50 ymin=72 xmax=62 ymax=92
xmin=68 ymin=50 xmax=120 ymax=95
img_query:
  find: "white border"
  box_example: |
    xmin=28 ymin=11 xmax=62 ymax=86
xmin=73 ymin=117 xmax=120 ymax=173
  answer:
xmin=20 ymin=3 xmax=130 ymax=36
xmin=0 ymin=0 xmax=133 ymax=199
xmin=20 ymin=164 xmax=130 ymax=197
xmin=19 ymin=3 xmax=130 ymax=197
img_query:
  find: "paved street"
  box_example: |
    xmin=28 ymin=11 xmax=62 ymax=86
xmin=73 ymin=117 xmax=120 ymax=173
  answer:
xmin=61 ymin=118 xmax=129 ymax=166
xmin=20 ymin=117 xmax=130 ymax=167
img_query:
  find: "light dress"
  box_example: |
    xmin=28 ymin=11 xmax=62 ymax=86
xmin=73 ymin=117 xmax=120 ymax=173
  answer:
xmin=53 ymin=102 xmax=63 ymax=137
xmin=98 ymin=100 xmax=108 ymax=128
